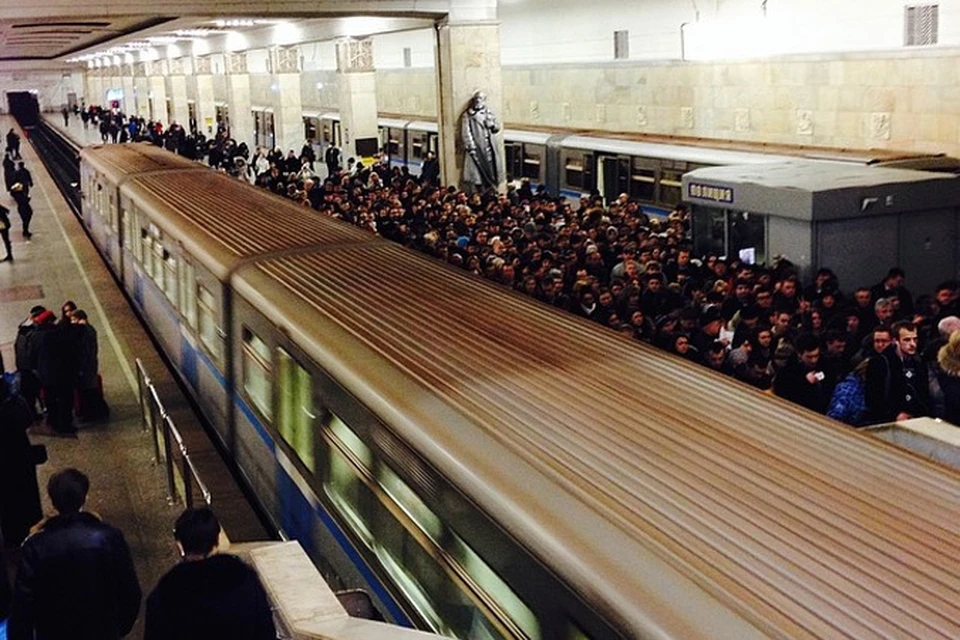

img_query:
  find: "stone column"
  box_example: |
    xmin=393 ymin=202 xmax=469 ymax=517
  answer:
xmin=271 ymin=46 xmax=305 ymax=155
xmin=120 ymin=65 xmax=136 ymax=115
xmin=133 ymin=62 xmax=149 ymax=118
xmin=105 ymin=66 xmax=122 ymax=106
xmin=193 ymin=56 xmax=216 ymax=136
xmin=226 ymin=52 xmax=254 ymax=149
xmin=336 ymin=37 xmax=379 ymax=160
xmin=147 ymin=60 xmax=169 ymax=123
xmin=86 ymin=69 xmax=101 ymax=106
xmin=168 ymin=57 xmax=189 ymax=127
xmin=435 ymin=20 xmax=505 ymax=191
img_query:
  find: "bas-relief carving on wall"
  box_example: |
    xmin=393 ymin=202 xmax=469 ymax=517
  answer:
xmin=337 ymin=38 xmax=373 ymax=74
xmin=680 ymin=106 xmax=694 ymax=129
xmin=194 ymin=56 xmax=212 ymax=75
xmin=796 ymin=109 xmax=814 ymax=136
xmin=169 ymin=58 xmax=185 ymax=76
xmin=274 ymin=47 xmax=300 ymax=74
xmin=227 ymin=52 xmax=248 ymax=75
xmin=871 ymin=112 xmax=892 ymax=141
xmin=735 ymin=108 xmax=751 ymax=132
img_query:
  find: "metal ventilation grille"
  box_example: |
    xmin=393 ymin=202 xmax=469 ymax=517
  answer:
xmin=614 ymin=30 xmax=629 ymax=60
xmin=905 ymin=4 xmax=939 ymax=46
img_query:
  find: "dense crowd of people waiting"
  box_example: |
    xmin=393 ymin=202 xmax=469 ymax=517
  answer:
xmin=60 ymin=106 xmax=960 ymax=428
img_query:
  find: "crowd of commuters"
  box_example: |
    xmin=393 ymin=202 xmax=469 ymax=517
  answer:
xmin=71 ymin=106 xmax=960 ymax=427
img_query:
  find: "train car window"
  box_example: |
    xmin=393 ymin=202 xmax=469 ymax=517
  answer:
xmin=387 ymin=128 xmax=402 ymax=158
xmin=163 ymin=252 xmax=178 ymax=305
xmin=410 ymin=132 xmax=426 ymax=160
xmin=728 ymin=211 xmax=767 ymax=265
xmin=198 ymin=285 xmax=222 ymax=363
xmin=659 ymin=168 xmax=684 ymax=207
xmin=450 ymin=534 xmax=541 ymax=640
xmin=151 ymin=240 xmax=164 ymax=287
xmin=241 ymin=327 xmax=272 ymax=419
xmin=563 ymin=151 xmax=584 ymax=189
xmin=629 ymin=160 xmax=656 ymax=201
xmin=178 ymin=259 xmax=197 ymax=330
xmin=523 ymin=146 xmax=543 ymax=181
xmin=378 ymin=466 xmax=442 ymax=542
xmin=277 ymin=348 xmax=316 ymax=472
xmin=325 ymin=414 xmax=374 ymax=545
xmin=136 ymin=227 xmax=146 ymax=264
xmin=691 ymin=207 xmax=726 ymax=259
xmin=505 ymin=142 xmax=523 ymax=183
xmin=108 ymin=194 xmax=117 ymax=232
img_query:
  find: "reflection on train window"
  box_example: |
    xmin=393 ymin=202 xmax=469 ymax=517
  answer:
xmin=659 ymin=168 xmax=684 ymax=206
xmin=691 ymin=208 xmax=726 ymax=259
xmin=566 ymin=622 xmax=593 ymax=639
xmin=326 ymin=415 xmax=373 ymax=545
xmin=410 ymin=132 xmax=426 ymax=160
xmin=728 ymin=211 xmax=767 ymax=265
xmin=198 ymin=285 xmax=221 ymax=363
xmin=277 ymin=348 xmax=315 ymax=472
xmin=151 ymin=241 xmax=164 ymax=287
xmin=242 ymin=327 xmax=272 ymax=419
xmin=135 ymin=227 xmax=145 ymax=264
xmin=378 ymin=466 xmax=442 ymax=542
xmin=163 ymin=251 xmax=178 ymax=304
xmin=108 ymin=194 xmax=118 ymax=232
xmin=451 ymin=533 xmax=541 ymax=640
xmin=178 ymin=259 xmax=197 ymax=330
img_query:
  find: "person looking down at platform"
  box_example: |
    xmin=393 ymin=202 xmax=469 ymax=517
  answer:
xmin=145 ymin=508 xmax=276 ymax=640
xmin=7 ymin=468 xmax=141 ymax=640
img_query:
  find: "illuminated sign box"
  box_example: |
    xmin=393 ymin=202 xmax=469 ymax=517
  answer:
xmin=688 ymin=182 xmax=734 ymax=203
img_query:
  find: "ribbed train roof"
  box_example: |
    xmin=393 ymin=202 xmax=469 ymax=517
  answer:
xmin=250 ymin=243 xmax=960 ymax=639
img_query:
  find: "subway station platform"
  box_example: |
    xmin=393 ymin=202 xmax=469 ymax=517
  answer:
xmin=0 ymin=115 xmax=270 ymax=636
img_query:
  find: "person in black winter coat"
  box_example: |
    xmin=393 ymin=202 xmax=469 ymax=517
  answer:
xmin=774 ymin=333 xmax=831 ymax=414
xmin=0 ymin=533 xmax=10 ymax=620
xmin=145 ymin=508 xmax=276 ymax=640
xmin=0 ymin=376 xmax=43 ymax=547
xmin=7 ymin=468 xmax=142 ymax=640
xmin=0 ymin=202 xmax=12 ymax=261
xmin=32 ymin=314 xmax=81 ymax=434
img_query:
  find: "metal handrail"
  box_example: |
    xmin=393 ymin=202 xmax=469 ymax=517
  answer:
xmin=134 ymin=358 xmax=212 ymax=508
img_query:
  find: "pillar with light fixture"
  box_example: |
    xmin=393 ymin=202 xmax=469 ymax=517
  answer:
xmin=226 ymin=52 xmax=254 ymax=149
xmin=336 ymin=37 xmax=379 ymax=162
xmin=435 ymin=11 xmax=505 ymax=192
xmin=168 ymin=57 xmax=190 ymax=127
xmin=193 ymin=55 xmax=216 ymax=136
xmin=270 ymin=45 xmax=305 ymax=155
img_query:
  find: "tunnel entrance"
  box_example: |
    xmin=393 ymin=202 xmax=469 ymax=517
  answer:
xmin=7 ymin=91 xmax=40 ymax=127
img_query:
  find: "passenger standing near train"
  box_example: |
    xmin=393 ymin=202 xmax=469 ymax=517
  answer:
xmin=2 ymin=152 xmax=14 ymax=191
xmin=324 ymin=144 xmax=341 ymax=177
xmin=144 ymin=508 xmax=276 ymax=640
xmin=5 ymin=129 xmax=20 ymax=160
xmin=33 ymin=310 xmax=81 ymax=435
xmin=12 ymin=162 xmax=32 ymax=198
xmin=0 ymin=201 xmax=13 ymax=262
xmin=14 ymin=307 xmax=47 ymax=417
xmin=7 ymin=469 xmax=142 ymax=640
xmin=71 ymin=309 xmax=108 ymax=422
xmin=10 ymin=183 xmax=32 ymax=239
xmin=0 ymin=374 xmax=43 ymax=547
xmin=864 ymin=320 xmax=930 ymax=423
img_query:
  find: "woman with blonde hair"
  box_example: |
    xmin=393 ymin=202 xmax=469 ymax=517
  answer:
xmin=931 ymin=330 xmax=960 ymax=425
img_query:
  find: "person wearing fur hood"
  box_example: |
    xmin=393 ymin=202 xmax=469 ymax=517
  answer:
xmin=931 ymin=330 xmax=960 ymax=425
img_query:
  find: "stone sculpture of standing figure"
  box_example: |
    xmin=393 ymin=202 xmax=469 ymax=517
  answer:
xmin=461 ymin=91 xmax=501 ymax=190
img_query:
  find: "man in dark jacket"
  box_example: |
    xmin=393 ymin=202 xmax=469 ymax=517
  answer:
xmin=145 ymin=508 xmax=276 ymax=640
xmin=7 ymin=468 xmax=141 ymax=640
xmin=774 ymin=333 xmax=831 ymax=414
xmin=865 ymin=320 xmax=930 ymax=423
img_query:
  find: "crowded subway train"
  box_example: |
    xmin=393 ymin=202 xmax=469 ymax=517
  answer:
xmin=78 ymin=142 xmax=960 ymax=640
xmin=302 ymin=112 xmax=956 ymax=214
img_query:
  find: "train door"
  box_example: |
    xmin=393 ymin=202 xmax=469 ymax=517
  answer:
xmin=187 ymin=101 xmax=198 ymax=133
xmin=384 ymin=127 xmax=405 ymax=168
xmin=407 ymin=130 xmax=430 ymax=175
xmin=505 ymin=141 xmax=523 ymax=184
xmin=165 ymin=98 xmax=173 ymax=126
xmin=597 ymin=155 xmax=630 ymax=205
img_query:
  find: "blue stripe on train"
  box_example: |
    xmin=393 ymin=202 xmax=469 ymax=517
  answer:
xmin=178 ymin=335 xmax=410 ymax=625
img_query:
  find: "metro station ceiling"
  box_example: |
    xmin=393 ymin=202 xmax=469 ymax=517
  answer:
xmin=0 ymin=16 xmax=173 ymax=61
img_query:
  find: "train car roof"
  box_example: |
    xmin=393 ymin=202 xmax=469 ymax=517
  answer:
xmin=233 ymin=243 xmax=960 ymax=639
xmin=80 ymin=143 xmax=200 ymax=184
xmin=120 ymin=171 xmax=378 ymax=279
xmin=561 ymin=135 xmax=810 ymax=165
